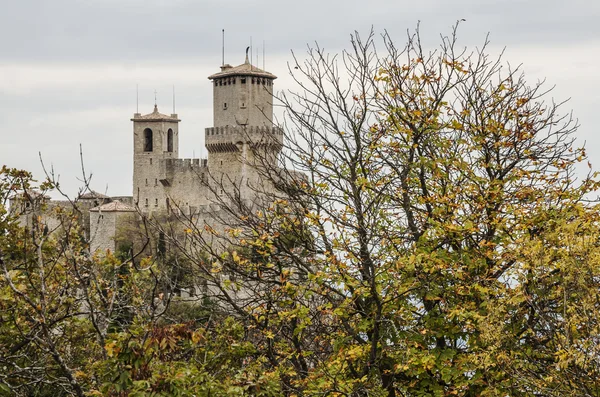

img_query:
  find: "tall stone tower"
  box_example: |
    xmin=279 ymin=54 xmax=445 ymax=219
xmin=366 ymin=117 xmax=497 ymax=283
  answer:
xmin=131 ymin=105 xmax=180 ymax=213
xmin=205 ymin=55 xmax=283 ymax=199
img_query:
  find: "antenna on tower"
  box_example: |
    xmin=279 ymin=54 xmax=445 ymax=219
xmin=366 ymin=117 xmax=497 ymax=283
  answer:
xmin=222 ymin=29 xmax=225 ymax=66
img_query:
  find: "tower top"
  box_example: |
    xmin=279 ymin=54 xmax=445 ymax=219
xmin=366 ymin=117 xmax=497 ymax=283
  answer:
xmin=208 ymin=57 xmax=277 ymax=80
xmin=131 ymin=105 xmax=181 ymax=122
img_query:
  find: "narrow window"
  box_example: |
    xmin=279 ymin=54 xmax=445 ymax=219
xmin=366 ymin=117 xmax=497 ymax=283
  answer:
xmin=233 ymin=78 xmax=236 ymax=84
xmin=155 ymin=198 xmax=158 ymax=206
xmin=143 ymin=128 xmax=153 ymax=152
xmin=241 ymin=78 xmax=246 ymax=84
xmin=145 ymin=198 xmax=148 ymax=207
xmin=223 ymin=102 xmax=228 ymax=110
xmin=150 ymin=158 xmax=153 ymax=165
xmin=154 ymin=178 xmax=157 ymax=186
xmin=167 ymin=129 xmax=174 ymax=152
xmin=145 ymin=178 xmax=148 ymax=186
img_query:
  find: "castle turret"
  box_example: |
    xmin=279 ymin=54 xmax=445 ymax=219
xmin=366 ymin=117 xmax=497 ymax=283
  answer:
xmin=208 ymin=54 xmax=276 ymax=128
xmin=205 ymin=57 xmax=283 ymax=200
xmin=131 ymin=105 xmax=180 ymax=213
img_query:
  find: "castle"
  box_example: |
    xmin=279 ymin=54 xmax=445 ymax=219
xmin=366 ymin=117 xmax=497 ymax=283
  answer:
xmin=11 ymin=54 xmax=285 ymax=254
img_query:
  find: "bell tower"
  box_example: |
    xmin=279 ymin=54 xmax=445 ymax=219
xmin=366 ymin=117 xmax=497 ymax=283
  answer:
xmin=131 ymin=105 xmax=180 ymax=212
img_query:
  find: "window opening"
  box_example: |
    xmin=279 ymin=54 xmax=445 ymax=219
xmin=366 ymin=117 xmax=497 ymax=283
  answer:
xmin=167 ymin=129 xmax=174 ymax=152
xmin=145 ymin=198 xmax=148 ymax=207
xmin=241 ymin=78 xmax=246 ymax=84
xmin=143 ymin=128 xmax=153 ymax=152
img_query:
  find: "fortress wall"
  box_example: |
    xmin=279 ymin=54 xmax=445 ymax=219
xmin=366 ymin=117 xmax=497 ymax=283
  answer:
xmin=162 ymin=158 xmax=208 ymax=179
xmin=89 ymin=211 xmax=117 ymax=253
xmin=111 ymin=196 xmax=134 ymax=206
xmin=162 ymin=158 xmax=212 ymax=212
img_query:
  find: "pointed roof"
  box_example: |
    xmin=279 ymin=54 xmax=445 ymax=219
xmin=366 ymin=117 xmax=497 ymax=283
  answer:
xmin=78 ymin=190 xmax=110 ymax=200
xmin=131 ymin=105 xmax=181 ymax=122
xmin=10 ymin=190 xmax=51 ymax=201
xmin=90 ymin=200 xmax=136 ymax=213
xmin=208 ymin=57 xmax=277 ymax=80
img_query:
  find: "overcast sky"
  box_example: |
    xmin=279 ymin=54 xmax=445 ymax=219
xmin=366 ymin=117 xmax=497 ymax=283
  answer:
xmin=1 ymin=0 xmax=599 ymax=197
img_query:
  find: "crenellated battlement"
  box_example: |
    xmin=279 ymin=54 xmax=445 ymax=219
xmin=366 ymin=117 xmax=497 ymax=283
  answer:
xmin=205 ymin=125 xmax=283 ymax=137
xmin=160 ymin=158 xmax=208 ymax=185
xmin=205 ymin=126 xmax=283 ymax=153
xmin=163 ymin=158 xmax=208 ymax=170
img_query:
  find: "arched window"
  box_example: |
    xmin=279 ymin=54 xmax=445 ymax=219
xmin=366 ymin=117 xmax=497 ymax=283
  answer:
xmin=167 ymin=129 xmax=173 ymax=152
xmin=143 ymin=128 xmax=153 ymax=152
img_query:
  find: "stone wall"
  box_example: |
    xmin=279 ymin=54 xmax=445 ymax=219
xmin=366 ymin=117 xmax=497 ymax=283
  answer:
xmin=162 ymin=159 xmax=212 ymax=213
xmin=89 ymin=210 xmax=117 ymax=253
xmin=212 ymin=76 xmax=274 ymax=127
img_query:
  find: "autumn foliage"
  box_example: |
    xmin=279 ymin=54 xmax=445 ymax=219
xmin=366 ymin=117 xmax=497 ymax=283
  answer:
xmin=2 ymin=24 xmax=600 ymax=396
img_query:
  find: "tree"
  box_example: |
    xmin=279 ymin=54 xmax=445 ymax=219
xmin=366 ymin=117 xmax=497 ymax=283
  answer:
xmin=2 ymin=23 xmax=600 ymax=397
xmin=0 ymin=167 xmax=283 ymax=396
xmin=173 ymin=23 xmax=600 ymax=396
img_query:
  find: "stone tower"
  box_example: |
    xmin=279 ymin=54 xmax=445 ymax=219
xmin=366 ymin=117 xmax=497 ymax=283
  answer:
xmin=205 ymin=56 xmax=283 ymax=199
xmin=131 ymin=105 xmax=180 ymax=213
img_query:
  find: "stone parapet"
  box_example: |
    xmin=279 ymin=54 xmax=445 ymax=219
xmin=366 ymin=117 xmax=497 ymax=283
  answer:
xmin=205 ymin=126 xmax=283 ymax=153
xmin=160 ymin=158 xmax=208 ymax=184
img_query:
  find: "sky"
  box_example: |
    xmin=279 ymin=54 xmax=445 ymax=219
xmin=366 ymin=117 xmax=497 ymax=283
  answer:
xmin=1 ymin=0 xmax=599 ymax=198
